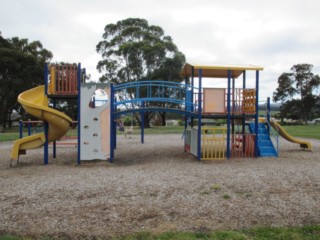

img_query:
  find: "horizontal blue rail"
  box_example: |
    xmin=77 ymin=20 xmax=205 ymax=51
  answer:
xmin=114 ymin=80 xmax=197 ymax=114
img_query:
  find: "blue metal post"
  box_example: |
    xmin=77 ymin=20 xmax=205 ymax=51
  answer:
xmin=44 ymin=122 xmax=49 ymax=165
xmin=242 ymin=70 xmax=246 ymax=134
xmin=141 ymin=101 xmax=145 ymax=144
xmin=191 ymin=67 xmax=194 ymax=113
xmin=184 ymin=77 xmax=188 ymax=151
xmin=114 ymin=117 xmax=117 ymax=150
xmin=44 ymin=63 xmax=48 ymax=95
xmin=27 ymin=121 xmax=31 ymax=136
xmin=77 ymin=63 xmax=81 ymax=164
xmin=110 ymin=84 xmax=114 ymax=163
xmin=44 ymin=63 xmax=49 ymax=165
xmin=53 ymin=99 xmax=56 ymax=159
xmin=267 ymin=97 xmax=270 ymax=135
xmin=227 ymin=70 xmax=231 ymax=159
xmin=197 ymin=69 xmax=202 ymax=161
xmin=19 ymin=120 xmax=23 ymax=138
xmin=232 ymin=77 xmax=235 ymax=113
xmin=255 ymin=70 xmax=260 ymax=157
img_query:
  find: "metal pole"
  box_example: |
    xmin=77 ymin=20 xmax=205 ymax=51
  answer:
xmin=191 ymin=66 xmax=194 ymax=113
xmin=110 ymin=83 xmax=114 ymax=163
xmin=255 ymin=70 xmax=260 ymax=157
xmin=141 ymin=102 xmax=145 ymax=144
xmin=184 ymin=77 xmax=188 ymax=151
xmin=28 ymin=121 xmax=31 ymax=136
xmin=227 ymin=70 xmax=231 ymax=159
xmin=77 ymin=63 xmax=81 ymax=164
xmin=197 ymin=69 xmax=202 ymax=161
xmin=53 ymin=99 xmax=56 ymax=159
xmin=44 ymin=63 xmax=48 ymax=95
xmin=267 ymin=97 xmax=270 ymax=135
xmin=242 ymin=70 xmax=246 ymax=134
xmin=44 ymin=122 xmax=49 ymax=165
xmin=19 ymin=120 xmax=23 ymax=138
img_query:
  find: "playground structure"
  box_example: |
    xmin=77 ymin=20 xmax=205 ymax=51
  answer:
xmin=10 ymin=62 xmax=312 ymax=164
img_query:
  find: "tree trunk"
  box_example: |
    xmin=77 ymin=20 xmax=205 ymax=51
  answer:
xmin=159 ymin=111 xmax=166 ymax=126
xmin=0 ymin=103 xmax=8 ymax=133
xmin=135 ymin=111 xmax=154 ymax=128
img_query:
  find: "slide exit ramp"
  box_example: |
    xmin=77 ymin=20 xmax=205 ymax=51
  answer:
xmin=270 ymin=121 xmax=312 ymax=150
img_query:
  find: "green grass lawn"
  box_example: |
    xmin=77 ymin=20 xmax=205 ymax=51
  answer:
xmin=282 ymin=124 xmax=320 ymax=140
xmin=1 ymin=225 xmax=320 ymax=239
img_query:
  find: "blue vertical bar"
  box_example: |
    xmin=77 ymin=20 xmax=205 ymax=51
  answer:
xmin=53 ymin=99 xmax=56 ymax=159
xmin=184 ymin=77 xmax=188 ymax=151
xmin=77 ymin=63 xmax=81 ymax=164
xmin=44 ymin=63 xmax=49 ymax=165
xmin=191 ymin=67 xmax=194 ymax=112
xmin=242 ymin=70 xmax=246 ymax=133
xmin=227 ymin=70 xmax=231 ymax=159
xmin=44 ymin=63 xmax=48 ymax=95
xmin=141 ymin=102 xmax=145 ymax=144
xmin=28 ymin=121 xmax=31 ymax=136
xmin=232 ymin=77 xmax=235 ymax=113
xmin=114 ymin=115 xmax=117 ymax=150
xmin=255 ymin=70 xmax=260 ymax=157
xmin=110 ymin=84 xmax=114 ymax=163
xmin=44 ymin=122 xmax=49 ymax=165
xmin=197 ymin=69 xmax=202 ymax=161
xmin=19 ymin=120 xmax=23 ymax=138
xmin=267 ymin=97 xmax=270 ymax=135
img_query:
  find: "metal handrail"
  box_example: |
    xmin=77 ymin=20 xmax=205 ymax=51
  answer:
xmin=265 ymin=111 xmax=279 ymax=156
xmin=114 ymin=80 xmax=198 ymax=113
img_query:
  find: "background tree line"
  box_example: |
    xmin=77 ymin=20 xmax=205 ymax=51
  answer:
xmin=0 ymin=33 xmax=52 ymax=132
xmin=273 ymin=64 xmax=320 ymax=123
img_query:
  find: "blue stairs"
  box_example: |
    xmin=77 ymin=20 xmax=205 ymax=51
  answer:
xmin=249 ymin=123 xmax=277 ymax=157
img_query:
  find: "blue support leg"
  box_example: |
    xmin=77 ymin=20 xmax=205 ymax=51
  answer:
xmin=197 ymin=69 xmax=202 ymax=161
xmin=53 ymin=99 xmax=56 ymax=159
xmin=255 ymin=70 xmax=260 ymax=157
xmin=110 ymin=84 xmax=114 ymax=163
xmin=227 ymin=70 xmax=231 ymax=159
xmin=77 ymin=63 xmax=81 ymax=164
xmin=141 ymin=111 xmax=145 ymax=144
xmin=44 ymin=122 xmax=49 ymax=165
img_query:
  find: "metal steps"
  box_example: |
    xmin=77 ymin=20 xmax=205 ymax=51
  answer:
xmin=249 ymin=123 xmax=277 ymax=157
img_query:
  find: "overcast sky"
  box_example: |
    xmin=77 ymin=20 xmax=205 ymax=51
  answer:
xmin=1 ymin=0 xmax=320 ymax=101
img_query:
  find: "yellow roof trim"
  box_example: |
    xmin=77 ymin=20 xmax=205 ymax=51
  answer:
xmin=182 ymin=63 xmax=264 ymax=78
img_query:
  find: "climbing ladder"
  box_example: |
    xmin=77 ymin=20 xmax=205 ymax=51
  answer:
xmin=249 ymin=122 xmax=277 ymax=157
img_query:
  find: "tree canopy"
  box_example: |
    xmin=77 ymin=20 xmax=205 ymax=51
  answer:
xmin=273 ymin=64 xmax=320 ymax=122
xmin=96 ymin=18 xmax=185 ymax=84
xmin=96 ymin=18 xmax=186 ymax=126
xmin=0 ymin=35 xmax=52 ymax=131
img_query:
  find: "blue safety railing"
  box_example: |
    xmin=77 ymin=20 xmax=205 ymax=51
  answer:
xmin=113 ymin=80 xmax=198 ymax=114
xmin=265 ymin=99 xmax=279 ymax=156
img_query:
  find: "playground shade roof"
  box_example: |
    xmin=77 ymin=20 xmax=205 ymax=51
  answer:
xmin=182 ymin=63 xmax=264 ymax=78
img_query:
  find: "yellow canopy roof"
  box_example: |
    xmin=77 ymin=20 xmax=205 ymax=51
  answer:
xmin=182 ymin=63 xmax=264 ymax=78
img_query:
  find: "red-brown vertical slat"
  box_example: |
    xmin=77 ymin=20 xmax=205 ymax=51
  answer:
xmin=49 ymin=64 xmax=78 ymax=96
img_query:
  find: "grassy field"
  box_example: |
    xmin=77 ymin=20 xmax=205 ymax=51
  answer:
xmin=282 ymin=125 xmax=320 ymax=140
xmin=1 ymin=225 xmax=320 ymax=239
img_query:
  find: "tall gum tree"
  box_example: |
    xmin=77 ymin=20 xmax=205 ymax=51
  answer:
xmin=96 ymin=18 xmax=185 ymax=127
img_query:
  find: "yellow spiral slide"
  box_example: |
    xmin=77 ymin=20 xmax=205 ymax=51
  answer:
xmin=11 ymin=86 xmax=73 ymax=161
